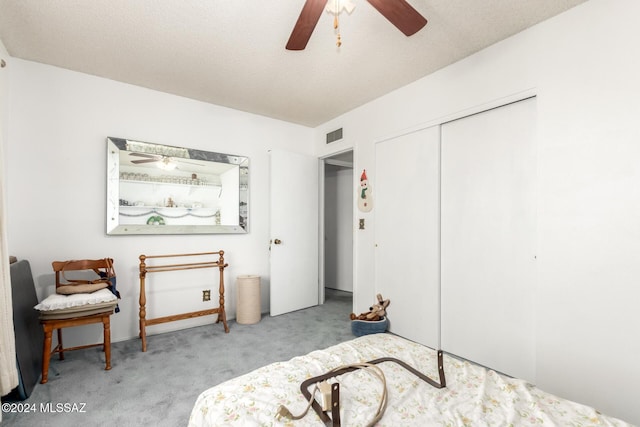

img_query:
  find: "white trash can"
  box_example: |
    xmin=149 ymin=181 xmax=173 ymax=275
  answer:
xmin=236 ymin=275 xmax=261 ymax=324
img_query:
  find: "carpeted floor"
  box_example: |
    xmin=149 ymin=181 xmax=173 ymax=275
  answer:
xmin=1 ymin=289 xmax=353 ymax=427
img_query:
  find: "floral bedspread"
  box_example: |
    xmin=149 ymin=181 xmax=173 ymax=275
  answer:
xmin=188 ymin=333 xmax=631 ymax=426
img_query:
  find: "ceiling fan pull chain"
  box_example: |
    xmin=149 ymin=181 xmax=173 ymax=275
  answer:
xmin=334 ymin=13 xmax=342 ymax=47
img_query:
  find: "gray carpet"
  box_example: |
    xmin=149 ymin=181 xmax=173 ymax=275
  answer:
xmin=2 ymin=289 xmax=353 ymax=427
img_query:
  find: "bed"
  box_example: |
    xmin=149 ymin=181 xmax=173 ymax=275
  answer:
xmin=188 ymin=333 xmax=631 ymax=426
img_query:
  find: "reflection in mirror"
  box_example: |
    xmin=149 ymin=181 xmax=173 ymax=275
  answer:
xmin=107 ymin=137 xmax=248 ymax=235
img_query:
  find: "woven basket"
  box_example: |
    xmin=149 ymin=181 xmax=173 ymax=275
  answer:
xmin=351 ymin=317 xmax=389 ymax=337
xmin=236 ymin=275 xmax=261 ymax=324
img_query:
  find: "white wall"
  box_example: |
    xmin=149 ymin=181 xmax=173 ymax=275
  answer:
xmin=324 ymin=164 xmax=353 ymax=292
xmin=4 ymin=59 xmax=314 ymax=347
xmin=315 ymin=0 xmax=640 ymax=424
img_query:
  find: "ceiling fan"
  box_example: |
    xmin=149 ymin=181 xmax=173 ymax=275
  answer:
xmin=129 ymin=152 xmax=202 ymax=170
xmin=286 ymin=0 xmax=427 ymax=50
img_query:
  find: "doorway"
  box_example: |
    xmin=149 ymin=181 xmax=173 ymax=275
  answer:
xmin=322 ymin=150 xmax=354 ymax=304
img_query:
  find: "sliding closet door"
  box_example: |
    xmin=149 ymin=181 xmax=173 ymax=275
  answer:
xmin=441 ymin=98 xmax=537 ymax=383
xmin=375 ymin=126 xmax=440 ymax=349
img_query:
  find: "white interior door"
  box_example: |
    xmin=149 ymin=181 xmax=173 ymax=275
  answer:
xmin=441 ymin=97 xmax=537 ymax=383
xmin=270 ymin=149 xmax=319 ymax=316
xmin=375 ymin=126 xmax=441 ymax=349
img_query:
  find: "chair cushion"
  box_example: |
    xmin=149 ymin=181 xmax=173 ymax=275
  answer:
xmin=38 ymin=300 xmax=117 ymax=320
xmin=34 ymin=288 xmax=117 ymax=311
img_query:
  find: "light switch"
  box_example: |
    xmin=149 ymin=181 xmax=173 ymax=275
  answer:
xmin=359 ymin=218 xmax=365 ymax=230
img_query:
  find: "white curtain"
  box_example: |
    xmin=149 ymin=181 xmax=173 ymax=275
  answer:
xmin=0 ymin=54 xmax=18 ymax=413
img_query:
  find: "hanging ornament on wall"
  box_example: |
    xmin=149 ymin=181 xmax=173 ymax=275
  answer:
xmin=358 ymin=169 xmax=373 ymax=212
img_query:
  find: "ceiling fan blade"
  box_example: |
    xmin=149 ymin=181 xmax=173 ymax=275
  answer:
xmin=131 ymin=159 xmax=159 ymax=164
xmin=130 ymin=152 xmax=160 ymax=159
xmin=366 ymin=0 xmax=427 ymax=36
xmin=286 ymin=0 xmax=327 ymax=50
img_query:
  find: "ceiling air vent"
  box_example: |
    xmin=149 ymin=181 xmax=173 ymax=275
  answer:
xmin=326 ymin=128 xmax=343 ymax=144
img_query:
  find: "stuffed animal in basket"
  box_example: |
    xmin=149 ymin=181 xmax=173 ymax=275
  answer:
xmin=350 ymin=294 xmax=390 ymax=321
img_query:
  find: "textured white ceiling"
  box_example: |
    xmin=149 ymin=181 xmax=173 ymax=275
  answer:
xmin=0 ymin=0 xmax=586 ymax=127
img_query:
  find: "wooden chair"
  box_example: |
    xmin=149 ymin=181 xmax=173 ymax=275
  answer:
xmin=37 ymin=259 xmax=118 ymax=384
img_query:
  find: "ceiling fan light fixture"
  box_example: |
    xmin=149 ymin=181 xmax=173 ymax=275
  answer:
xmin=325 ymin=0 xmax=355 ymax=47
xmin=157 ymin=158 xmax=177 ymax=170
xmin=325 ymin=0 xmax=355 ymax=15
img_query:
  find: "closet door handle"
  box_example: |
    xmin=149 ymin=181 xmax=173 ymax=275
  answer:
xmin=274 ymin=238 xmax=282 ymax=245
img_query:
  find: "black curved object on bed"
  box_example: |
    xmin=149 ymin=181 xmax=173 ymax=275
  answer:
xmin=299 ymin=351 xmax=446 ymax=426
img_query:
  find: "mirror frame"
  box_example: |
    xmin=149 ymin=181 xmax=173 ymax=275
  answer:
xmin=106 ymin=137 xmax=249 ymax=235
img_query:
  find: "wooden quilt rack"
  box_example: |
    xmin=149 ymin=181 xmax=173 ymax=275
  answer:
xmin=138 ymin=251 xmax=229 ymax=352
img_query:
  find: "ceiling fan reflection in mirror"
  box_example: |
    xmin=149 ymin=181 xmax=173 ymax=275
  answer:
xmin=286 ymin=0 xmax=427 ymax=50
xmin=129 ymin=152 xmax=203 ymax=171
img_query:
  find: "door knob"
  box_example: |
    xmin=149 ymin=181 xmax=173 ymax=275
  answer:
xmin=274 ymin=238 xmax=282 ymax=244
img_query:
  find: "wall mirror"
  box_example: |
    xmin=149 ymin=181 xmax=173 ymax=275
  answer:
xmin=106 ymin=137 xmax=248 ymax=235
